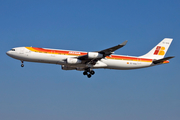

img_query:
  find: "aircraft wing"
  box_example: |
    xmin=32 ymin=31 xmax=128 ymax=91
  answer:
xmin=98 ymin=40 xmax=128 ymax=56
xmin=77 ymin=40 xmax=128 ymax=64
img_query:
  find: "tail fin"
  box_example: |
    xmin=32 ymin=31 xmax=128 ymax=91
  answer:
xmin=140 ymin=38 xmax=173 ymax=59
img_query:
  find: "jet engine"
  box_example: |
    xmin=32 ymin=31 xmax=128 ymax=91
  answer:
xmin=87 ymin=52 xmax=103 ymax=59
xmin=66 ymin=58 xmax=81 ymax=64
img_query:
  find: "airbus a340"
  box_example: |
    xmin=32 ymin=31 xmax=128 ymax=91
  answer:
xmin=6 ymin=38 xmax=174 ymax=78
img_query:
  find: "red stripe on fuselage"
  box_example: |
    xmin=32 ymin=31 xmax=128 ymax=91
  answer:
xmin=31 ymin=47 xmax=152 ymax=62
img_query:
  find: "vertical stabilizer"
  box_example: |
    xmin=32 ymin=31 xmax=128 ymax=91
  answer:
xmin=140 ymin=38 xmax=173 ymax=59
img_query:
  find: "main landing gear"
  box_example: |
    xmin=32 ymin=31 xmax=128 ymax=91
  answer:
xmin=21 ymin=61 xmax=24 ymax=67
xmin=83 ymin=68 xmax=95 ymax=78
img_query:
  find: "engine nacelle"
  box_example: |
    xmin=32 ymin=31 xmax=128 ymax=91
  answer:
xmin=87 ymin=52 xmax=103 ymax=59
xmin=66 ymin=58 xmax=81 ymax=64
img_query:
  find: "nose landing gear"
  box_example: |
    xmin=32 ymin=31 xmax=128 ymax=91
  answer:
xmin=21 ymin=61 xmax=24 ymax=67
xmin=83 ymin=68 xmax=95 ymax=78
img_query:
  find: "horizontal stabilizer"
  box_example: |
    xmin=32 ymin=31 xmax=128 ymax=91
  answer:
xmin=153 ymin=56 xmax=174 ymax=64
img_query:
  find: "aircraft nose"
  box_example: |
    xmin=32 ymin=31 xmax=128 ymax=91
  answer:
xmin=6 ymin=51 xmax=13 ymax=57
xmin=6 ymin=51 xmax=10 ymax=56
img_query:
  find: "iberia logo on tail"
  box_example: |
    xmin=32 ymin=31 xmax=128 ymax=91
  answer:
xmin=154 ymin=46 xmax=165 ymax=55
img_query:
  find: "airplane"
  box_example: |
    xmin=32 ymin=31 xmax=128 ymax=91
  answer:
xmin=6 ymin=38 xmax=174 ymax=78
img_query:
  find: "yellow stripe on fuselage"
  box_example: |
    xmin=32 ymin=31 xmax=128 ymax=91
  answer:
xmin=25 ymin=47 xmax=153 ymax=63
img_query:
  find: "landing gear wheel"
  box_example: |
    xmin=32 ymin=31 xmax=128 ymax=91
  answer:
xmin=90 ymin=70 xmax=95 ymax=75
xmin=21 ymin=64 xmax=24 ymax=67
xmin=83 ymin=71 xmax=88 ymax=75
xmin=21 ymin=61 xmax=24 ymax=67
xmin=83 ymin=68 xmax=95 ymax=78
xmin=87 ymin=74 xmax=91 ymax=78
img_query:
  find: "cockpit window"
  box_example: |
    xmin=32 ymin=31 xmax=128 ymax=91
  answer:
xmin=11 ymin=49 xmax=15 ymax=51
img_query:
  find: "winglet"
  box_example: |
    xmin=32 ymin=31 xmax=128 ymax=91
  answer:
xmin=120 ymin=40 xmax=128 ymax=46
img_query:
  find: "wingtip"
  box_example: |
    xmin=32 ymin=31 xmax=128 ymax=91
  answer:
xmin=120 ymin=40 xmax=128 ymax=46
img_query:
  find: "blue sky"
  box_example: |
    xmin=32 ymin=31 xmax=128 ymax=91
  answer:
xmin=0 ymin=0 xmax=180 ymax=120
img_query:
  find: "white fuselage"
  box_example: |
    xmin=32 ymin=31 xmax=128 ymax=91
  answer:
xmin=6 ymin=47 xmax=154 ymax=70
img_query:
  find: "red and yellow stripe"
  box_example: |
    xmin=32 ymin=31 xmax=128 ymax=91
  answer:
xmin=26 ymin=47 xmax=87 ymax=56
xmin=26 ymin=47 xmax=154 ymax=63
